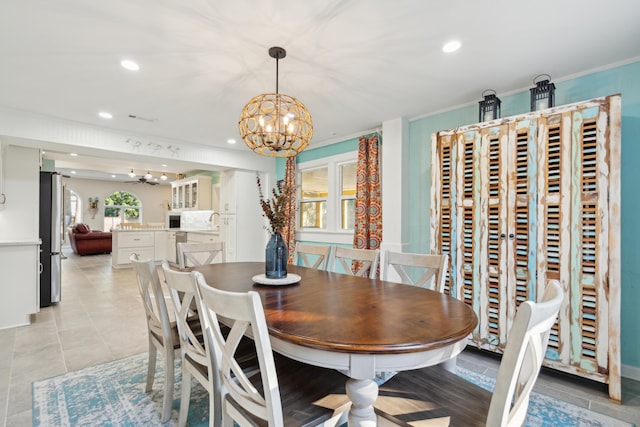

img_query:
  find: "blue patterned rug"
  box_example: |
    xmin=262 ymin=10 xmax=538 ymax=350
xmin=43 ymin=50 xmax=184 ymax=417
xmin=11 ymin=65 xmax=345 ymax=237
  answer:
xmin=33 ymin=352 xmax=633 ymax=426
xmin=455 ymin=366 xmax=634 ymax=427
xmin=33 ymin=353 xmax=209 ymax=427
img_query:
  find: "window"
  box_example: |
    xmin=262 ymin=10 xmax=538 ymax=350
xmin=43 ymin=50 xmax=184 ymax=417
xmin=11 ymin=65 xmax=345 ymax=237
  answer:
xmin=104 ymin=191 xmax=141 ymax=230
xmin=64 ymin=189 xmax=82 ymax=226
xmin=300 ymin=167 xmax=328 ymax=228
xmin=340 ymin=162 xmax=357 ymax=229
xmin=297 ymin=152 xmax=357 ymax=240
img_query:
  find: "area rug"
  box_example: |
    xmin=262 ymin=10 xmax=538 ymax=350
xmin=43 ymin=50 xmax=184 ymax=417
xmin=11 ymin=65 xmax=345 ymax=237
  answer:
xmin=33 ymin=352 xmax=209 ymax=427
xmin=33 ymin=352 xmax=633 ymax=426
xmin=455 ymin=365 xmax=634 ymax=427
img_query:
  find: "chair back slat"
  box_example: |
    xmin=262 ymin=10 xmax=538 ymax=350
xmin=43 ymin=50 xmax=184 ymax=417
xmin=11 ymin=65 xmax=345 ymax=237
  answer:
xmin=374 ymin=280 xmax=563 ymax=427
xmin=130 ymin=254 xmax=173 ymax=345
xmin=331 ymin=246 xmax=380 ymax=278
xmin=382 ymin=250 xmax=448 ymax=292
xmin=194 ymin=272 xmax=284 ymax=426
xmin=161 ymin=263 xmax=208 ymax=367
xmin=486 ymin=279 xmax=563 ymax=426
xmin=177 ymin=241 xmax=225 ymax=269
xmin=294 ymin=242 xmax=332 ymax=270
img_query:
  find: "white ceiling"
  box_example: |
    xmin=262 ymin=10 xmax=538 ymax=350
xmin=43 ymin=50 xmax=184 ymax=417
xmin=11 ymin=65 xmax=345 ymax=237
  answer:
xmin=1 ymin=0 xmax=639 ymax=180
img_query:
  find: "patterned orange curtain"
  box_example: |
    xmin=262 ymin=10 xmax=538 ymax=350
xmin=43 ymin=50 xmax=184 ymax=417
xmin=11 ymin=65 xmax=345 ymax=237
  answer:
xmin=281 ymin=156 xmax=297 ymax=263
xmin=353 ymin=133 xmax=382 ymax=251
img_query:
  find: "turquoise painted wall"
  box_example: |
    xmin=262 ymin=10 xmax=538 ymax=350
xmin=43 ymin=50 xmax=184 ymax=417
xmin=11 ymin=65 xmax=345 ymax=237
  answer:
xmin=275 ymin=137 xmax=359 ymax=176
xmin=408 ymin=60 xmax=640 ymax=369
xmin=42 ymin=158 xmax=56 ymax=172
xmin=282 ymin=61 xmax=640 ymax=369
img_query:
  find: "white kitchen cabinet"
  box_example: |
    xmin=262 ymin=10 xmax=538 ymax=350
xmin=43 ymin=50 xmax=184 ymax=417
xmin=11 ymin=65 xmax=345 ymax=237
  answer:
xmin=0 ymin=242 xmax=40 ymax=328
xmin=219 ymin=170 xmax=266 ymax=262
xmin=219 ymin=214 xmax=236 ymax=261
xmin=220 ymin=170 xmax=237 ymax=213
xmin=112 ymin=231 xmax=155 ymax=268
xmin=166 ymin=230 xmax=178 ymax=264
xmin=171 ymin=175 xmax=212 ymax=211
xmin=0 ymin=146 xmax=40 ymax=328
xmin=154 ymin=230 xmax=167 ymax=261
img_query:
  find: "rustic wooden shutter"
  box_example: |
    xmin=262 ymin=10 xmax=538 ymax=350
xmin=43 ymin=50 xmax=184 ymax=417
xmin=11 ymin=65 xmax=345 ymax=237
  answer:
xmin=430 ymin=94 xmax=621 ymax=401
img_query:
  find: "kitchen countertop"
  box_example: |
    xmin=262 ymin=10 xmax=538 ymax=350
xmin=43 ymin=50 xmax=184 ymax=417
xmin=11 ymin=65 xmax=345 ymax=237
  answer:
xmin=112 ymin=228 xmax=219 ymax=234
xmin=0 ymin=239 xmax=41 ymax=246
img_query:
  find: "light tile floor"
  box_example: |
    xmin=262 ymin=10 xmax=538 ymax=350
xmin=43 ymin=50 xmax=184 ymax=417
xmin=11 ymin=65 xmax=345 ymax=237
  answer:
xmin=1 ymin=251 xmax=639 ymax=426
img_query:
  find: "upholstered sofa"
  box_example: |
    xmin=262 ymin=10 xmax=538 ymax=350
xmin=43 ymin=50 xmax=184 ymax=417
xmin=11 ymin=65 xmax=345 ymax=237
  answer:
xmin=68 ymin=224 xmax=112 ymax=255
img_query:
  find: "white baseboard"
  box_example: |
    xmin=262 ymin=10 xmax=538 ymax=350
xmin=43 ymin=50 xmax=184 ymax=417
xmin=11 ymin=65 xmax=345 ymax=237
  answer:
xmin=622 ymin=363 xmax=640 ymax=382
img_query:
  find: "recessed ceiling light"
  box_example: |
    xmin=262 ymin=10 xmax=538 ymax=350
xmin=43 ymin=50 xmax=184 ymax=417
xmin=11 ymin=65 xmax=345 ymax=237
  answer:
xmin=161 ymin=164 xmax=168 ymax=167
xmin=442 ymin=40 xmax=461 ymax=53
xmin=227 ymin=139 xmax=237 ymax=145
xmin=98 ymin=111 xmax=113 ymax=119
xmin=111 ymin=175 xmax=116 ymax=178
xmin=71 ymin=171 xmax=76 ymax=174
xmin=120 ymin=59 xmax=140 ymax=71
xmin=70 ymin=153 xmax=78 ymax=157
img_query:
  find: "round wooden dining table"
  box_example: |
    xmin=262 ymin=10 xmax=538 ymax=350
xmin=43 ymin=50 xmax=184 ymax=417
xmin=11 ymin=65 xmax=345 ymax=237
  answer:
xmin=193 ymin=262 xmax=478 ymax=426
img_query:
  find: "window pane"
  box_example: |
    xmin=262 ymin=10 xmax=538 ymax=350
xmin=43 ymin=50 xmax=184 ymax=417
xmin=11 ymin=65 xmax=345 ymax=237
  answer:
xmin=104 ymin=191 xmax=142 ymax=231
xmin=105 ymin=207 xmax=121 ymax=218
xmin=125 ymin=208 xmax=140 ymax=221
xmin=341 ymin=199 xmax=355 ymax=229
xmin=104 ymin=207 xmax=120 ymax=231
xmin=341 ymin=163 xmax=357 ymax=196
xmin=301 ymin=168 xmax=328 ymax=198
xmin=300 ymin=201 xmax=326 ymax=228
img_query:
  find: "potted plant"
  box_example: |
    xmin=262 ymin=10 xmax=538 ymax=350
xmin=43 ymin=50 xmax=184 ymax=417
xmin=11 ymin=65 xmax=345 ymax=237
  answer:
xmin=256 ymin=175 xmax=295 ymax=279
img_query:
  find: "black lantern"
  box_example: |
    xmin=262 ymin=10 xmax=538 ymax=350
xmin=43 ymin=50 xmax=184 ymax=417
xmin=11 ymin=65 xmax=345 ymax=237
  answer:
xmin=478 ymin=89 xmax=502 ymax=122
xmin=530 ymin=74 xmax=555 ymax=111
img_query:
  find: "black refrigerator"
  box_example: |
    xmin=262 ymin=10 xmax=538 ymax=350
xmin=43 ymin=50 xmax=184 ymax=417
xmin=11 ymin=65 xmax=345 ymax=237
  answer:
xmin=39 ymin=171 xmax=62 ymax=307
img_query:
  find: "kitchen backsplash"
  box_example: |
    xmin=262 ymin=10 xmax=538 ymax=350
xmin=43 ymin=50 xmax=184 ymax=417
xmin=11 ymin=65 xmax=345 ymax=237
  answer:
xmin=180 ymin=210 xmax=215 ymax=230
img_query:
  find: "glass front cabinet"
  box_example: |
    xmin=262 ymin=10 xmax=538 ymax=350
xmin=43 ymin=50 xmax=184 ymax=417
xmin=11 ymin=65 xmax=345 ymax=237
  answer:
xmin=170 ymin=175 xmax=212 ymax=211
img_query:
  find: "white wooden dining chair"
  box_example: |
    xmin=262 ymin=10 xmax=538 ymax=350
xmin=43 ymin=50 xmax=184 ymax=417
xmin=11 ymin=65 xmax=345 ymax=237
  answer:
xmin=375 ymin=280 xmax=563 ymax=427
xmin=161 ymin=262 xmax=210 ymax=427
xmin=177 ymin=241 xmax=225 ymax=269
xmin=293 ymin=242 xmax=332 ymax=270
xmin=380 ymin=250 xmax=448 ymax=293
xmin=193 ymin=272 xmax=350 ymax=427
xmin=130 ymin=254 xmax=177 ymax=424
xmin=331 ymin=246 xmax=380 ymax=279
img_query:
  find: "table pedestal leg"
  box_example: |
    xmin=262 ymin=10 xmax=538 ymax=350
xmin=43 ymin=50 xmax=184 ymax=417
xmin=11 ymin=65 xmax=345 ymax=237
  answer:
xmin=346 ymin=378 xmax=378 ymax=426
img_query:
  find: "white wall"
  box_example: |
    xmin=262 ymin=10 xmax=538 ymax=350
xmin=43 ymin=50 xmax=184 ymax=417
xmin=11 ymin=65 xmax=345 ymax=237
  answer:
xmin=62 ymin=177 xmax=172 ymax=231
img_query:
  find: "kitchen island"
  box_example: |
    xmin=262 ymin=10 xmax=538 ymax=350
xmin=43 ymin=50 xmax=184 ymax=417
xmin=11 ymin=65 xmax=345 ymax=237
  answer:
xmin=111 ymin=227 xmax=219 ymax=269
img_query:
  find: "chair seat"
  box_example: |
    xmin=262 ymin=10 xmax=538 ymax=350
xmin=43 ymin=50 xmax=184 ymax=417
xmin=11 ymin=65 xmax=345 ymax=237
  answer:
xmin=229 ymin=354 xmax=348 ymax=426
xmin=151 ymin=316 xmax=201 ymax=350
xmin=376 ymin=364 xmax=491 ymax=426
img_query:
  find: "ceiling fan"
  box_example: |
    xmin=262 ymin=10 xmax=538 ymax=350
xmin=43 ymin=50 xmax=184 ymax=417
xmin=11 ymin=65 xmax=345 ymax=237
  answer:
xmin=125 ymin=177 xmax=159 ymax=186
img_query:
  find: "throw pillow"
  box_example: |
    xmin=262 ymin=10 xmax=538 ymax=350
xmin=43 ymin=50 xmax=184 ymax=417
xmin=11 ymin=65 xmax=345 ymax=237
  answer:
xmin=75 ymin=223 xmax=91 ymax=234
